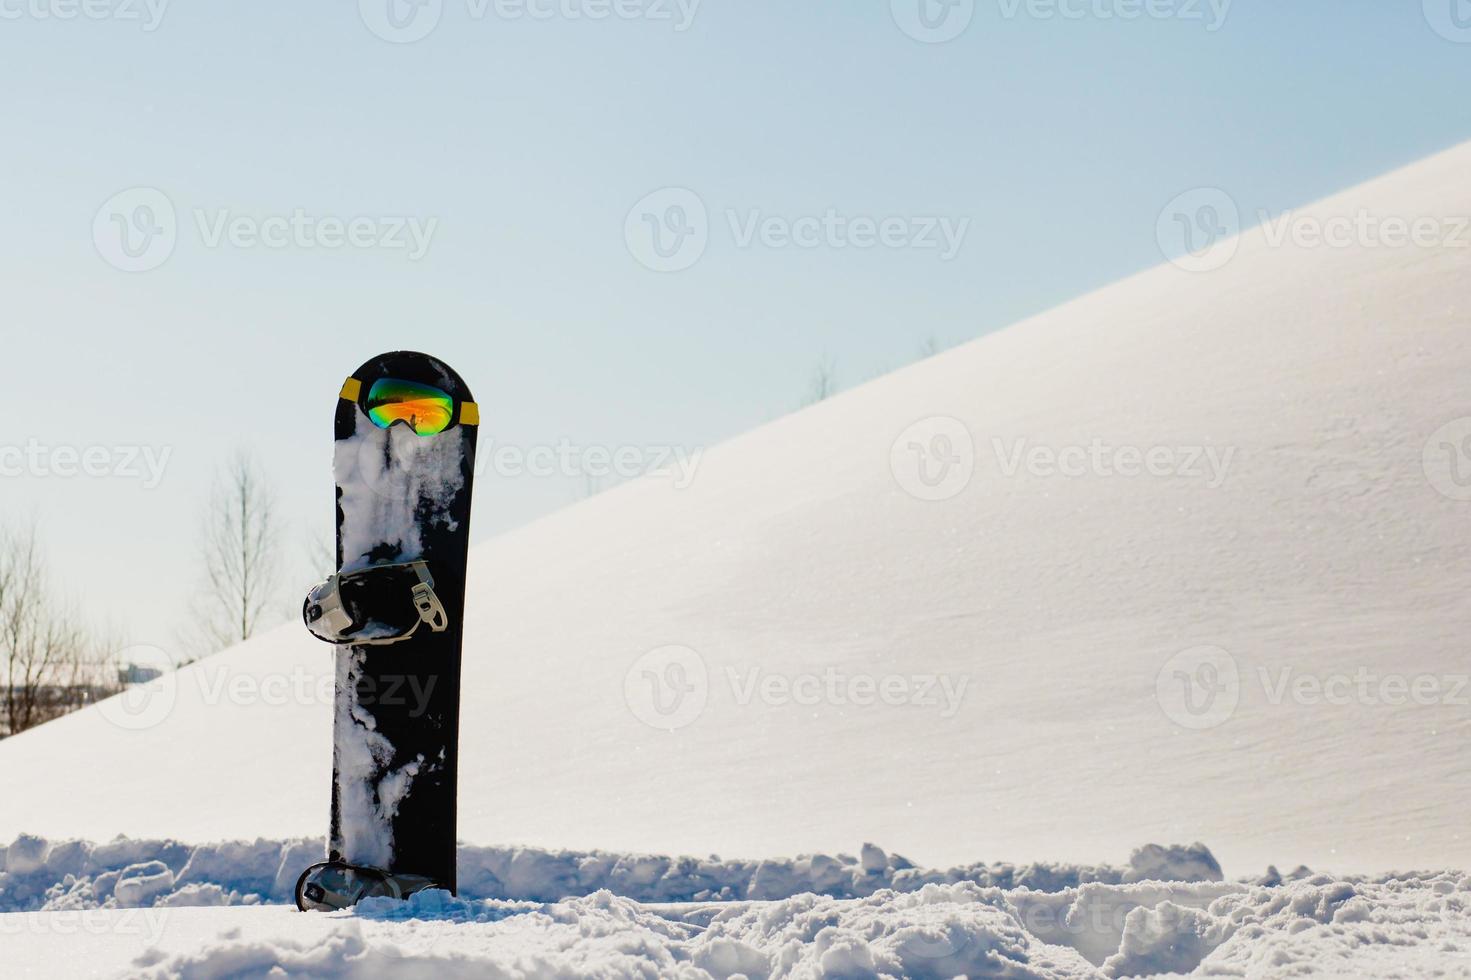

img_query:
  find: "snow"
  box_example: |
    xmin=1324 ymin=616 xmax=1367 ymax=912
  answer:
xmin=335 ymin=421 xmax=467 ymax=573
xmin=1 ymin=836 xmax=1468 ymax=978
xmin=332 ymin=648 xmax=418 ymax=869
xmin=4 ymin=142 xmax=1471 ymax=973
xmin=0 ymin=835 xmax=1224 ymax=912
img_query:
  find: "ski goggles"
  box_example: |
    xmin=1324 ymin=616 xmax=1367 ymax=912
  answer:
xmin=340 ymin=377 xmax=479 ymax=436
xmin=295 ymin=861 xmax=437 ymax=912
xmin=304 ymin=561 xmax=448 ymax=647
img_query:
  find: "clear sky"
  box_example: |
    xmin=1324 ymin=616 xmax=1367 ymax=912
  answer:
xmin=2 ymin=0 xmax=1470 ymax=651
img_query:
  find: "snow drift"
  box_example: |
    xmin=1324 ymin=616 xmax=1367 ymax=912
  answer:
xmin=1 ymin=836 xmax=1464 ymax=978
xmin=3 ymin=143 xmax=1471 ymax=877
xmin=0 ymin=834 xmax=1225 ymax=912
xmin=3 ymin=834 xmax=1465 ymax=978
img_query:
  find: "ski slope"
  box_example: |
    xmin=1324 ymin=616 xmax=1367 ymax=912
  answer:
xmin=3 ymin=143 xmax=1471 ymax=885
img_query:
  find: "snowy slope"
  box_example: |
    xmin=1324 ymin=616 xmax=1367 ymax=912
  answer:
xmin=3 ymin=143 xmax=1471 ymax=877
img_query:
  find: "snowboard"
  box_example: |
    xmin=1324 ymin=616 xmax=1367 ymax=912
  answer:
xmin=311 ymin=351 xmax=478 ymax=896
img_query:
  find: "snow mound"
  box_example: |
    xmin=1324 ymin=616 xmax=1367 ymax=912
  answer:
xmin=0 ymin=834 xmax=1218 ymax=912
xmin=122 ymin=875 xmax=1471 ymax=979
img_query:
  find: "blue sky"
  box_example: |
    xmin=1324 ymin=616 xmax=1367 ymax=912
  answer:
xmin=2 ymin=0 xmax=1470 ymax=649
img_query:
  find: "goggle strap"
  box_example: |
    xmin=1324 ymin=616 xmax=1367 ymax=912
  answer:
xmin=340 ymin=378 xmax=362 ymax=402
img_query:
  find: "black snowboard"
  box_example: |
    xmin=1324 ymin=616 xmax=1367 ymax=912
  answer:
xmin=323 ymin=351 xmax=477 ymax=893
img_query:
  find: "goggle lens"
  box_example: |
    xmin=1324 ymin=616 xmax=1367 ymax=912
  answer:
xmin=365 ymin=378 xmax=455 ymax=436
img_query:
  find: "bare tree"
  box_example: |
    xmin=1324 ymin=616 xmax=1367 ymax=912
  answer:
xmin=1 ymin=529 xmax=62 ymax=734
xmin=305 ymin=530 xmax=336 ymax=581
xmin=803 ymin=355 xmax=839 ymax=406
xmin=0 ymin=527 xmax=119 ymax=737
xmin=196 ymin=452 xmax=281 ymax=652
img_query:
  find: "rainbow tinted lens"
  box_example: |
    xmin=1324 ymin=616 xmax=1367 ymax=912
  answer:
xmin=364 ymin=378 xmax=455 ymax=436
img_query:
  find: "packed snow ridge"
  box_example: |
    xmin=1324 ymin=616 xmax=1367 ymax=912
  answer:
xmin=5 ymin=835 xmax=1468 ymax=977
xmin=0 ymin=835 xmax=1226 ymax=910
xmin=132 ymin=876 xmax=1467 ymax=980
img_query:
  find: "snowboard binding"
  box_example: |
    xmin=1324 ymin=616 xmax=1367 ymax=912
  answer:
xmin=294 ymin=860 xmax=440 ymax=912
xmin=304 ymin=560 xmax=449 ymax=646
